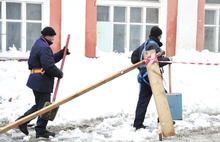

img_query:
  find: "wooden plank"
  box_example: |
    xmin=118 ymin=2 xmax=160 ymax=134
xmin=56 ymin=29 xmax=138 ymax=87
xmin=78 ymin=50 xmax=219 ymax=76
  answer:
xmin=144 ymin=50 xmax=175 ymax=137
xmin=0 ymin=60 xmax=145 ymax=134
xmin=168 ymin=63 xmax=172 ymax=93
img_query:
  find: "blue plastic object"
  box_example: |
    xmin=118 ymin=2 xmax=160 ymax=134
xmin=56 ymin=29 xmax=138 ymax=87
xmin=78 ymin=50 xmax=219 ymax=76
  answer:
xmin=166 ymin=93 xmax=182 ymax=120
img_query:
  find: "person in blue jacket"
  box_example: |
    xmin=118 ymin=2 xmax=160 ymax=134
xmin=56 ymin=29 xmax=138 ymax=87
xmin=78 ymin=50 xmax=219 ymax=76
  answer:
xmin=131 ymin=26 xmax=171 ymax=130
xmin=16 ymin=26 xmax=70 ymax=138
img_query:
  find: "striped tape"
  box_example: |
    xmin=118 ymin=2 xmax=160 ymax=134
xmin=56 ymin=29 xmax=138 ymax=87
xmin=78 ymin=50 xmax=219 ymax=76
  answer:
xmin=158 ymin=60 xmax=220 ymax=66
xmin=144 ymin=54 xmax=220 ymax=66
xmin=144 ymin=53 xmax=158 ymax=65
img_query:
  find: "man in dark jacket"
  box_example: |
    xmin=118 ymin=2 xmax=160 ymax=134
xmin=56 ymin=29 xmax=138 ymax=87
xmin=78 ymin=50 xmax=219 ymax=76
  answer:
xmin=131 ymin=26 xmax=171 ymax=130
xmin=16 ymin=26 xmax=70 ymax=138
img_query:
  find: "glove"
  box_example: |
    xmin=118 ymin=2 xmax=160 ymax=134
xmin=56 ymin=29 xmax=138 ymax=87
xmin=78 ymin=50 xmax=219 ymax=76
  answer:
xmin=168 ymin=57 xmax=172 ymax=61
xmin=158 ymin=56 xmax=171 ymax=67
xmin=62 ymin=46 xmax=71 ymax=55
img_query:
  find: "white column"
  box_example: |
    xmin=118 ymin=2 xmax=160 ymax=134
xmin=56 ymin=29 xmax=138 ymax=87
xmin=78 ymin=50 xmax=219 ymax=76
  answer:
xmin=61 ymin=0 xmax=86 ymax=54
xmin=176 ymin=0 xmax=198 ymax=53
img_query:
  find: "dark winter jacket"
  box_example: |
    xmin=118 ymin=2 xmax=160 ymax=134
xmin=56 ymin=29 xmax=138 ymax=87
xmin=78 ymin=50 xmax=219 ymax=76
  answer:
xmin=131 ymin=37 xmax=171 ymax=77
xmin=26 ymin=36 xmax=64 ymax=93
xmin=131 ymin=37 xmax=161 ymax=62
xmin=131 ymin=37 xmax=170 ymax=68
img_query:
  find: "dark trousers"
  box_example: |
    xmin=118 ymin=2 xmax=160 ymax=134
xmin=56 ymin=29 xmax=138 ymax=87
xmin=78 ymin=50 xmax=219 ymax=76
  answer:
xmin=19 ymin=90 xmax=51 ymax=133
xmin=133 ymin=80 xmax=152 ymax=127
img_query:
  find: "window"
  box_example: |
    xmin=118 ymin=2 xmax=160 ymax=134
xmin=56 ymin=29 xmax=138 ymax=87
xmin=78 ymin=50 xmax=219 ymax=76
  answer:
xmin=204 ymin=1 xmax=220 ymax=52
xmin=97 ymin=1 xmax=161 ymax=53
xmin=97 ymin=6 xmax=109 ymax=21
xmin=206 ymin=0 xmax=220 ymax=4
xmin=26 ymin=3 xmax=42 ymax=51
xmin=0 ymin=0 xmax=49 ymax=53
xmin=113 ymin=6 xmax=127 ymax=53
xmin=111 ymin=0 xmax=159 ymax=1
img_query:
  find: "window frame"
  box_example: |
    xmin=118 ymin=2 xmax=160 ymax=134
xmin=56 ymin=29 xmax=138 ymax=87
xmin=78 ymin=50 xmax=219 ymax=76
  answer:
xmin=204 ymin=4 xmax=220 ymax=52
xmin=96 ymin=0 xmax=162 ymax=53
xmin=0 ymin=0 xmax=49 ymax=53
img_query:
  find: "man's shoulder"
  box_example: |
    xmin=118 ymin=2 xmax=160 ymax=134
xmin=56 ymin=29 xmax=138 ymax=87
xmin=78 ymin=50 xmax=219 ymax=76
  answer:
xmin=34 ymin=38 xmax=49 ymax=47
xmin=146 ymin=39 xmax=157 ymax=45
xmin=36 ymin=38 xmax=45 ymax=43
xmin=146 ymin=39 xmax=159 ymax=49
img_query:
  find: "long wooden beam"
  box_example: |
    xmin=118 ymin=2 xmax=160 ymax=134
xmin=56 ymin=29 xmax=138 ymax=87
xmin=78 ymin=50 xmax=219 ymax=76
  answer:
xmin=0 ymin=59 xmax=145 ymax=134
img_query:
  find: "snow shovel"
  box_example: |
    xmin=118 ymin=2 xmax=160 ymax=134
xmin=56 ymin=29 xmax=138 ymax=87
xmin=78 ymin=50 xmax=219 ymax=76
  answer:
xmin=40 ymin=34 xmax=70 ymax=121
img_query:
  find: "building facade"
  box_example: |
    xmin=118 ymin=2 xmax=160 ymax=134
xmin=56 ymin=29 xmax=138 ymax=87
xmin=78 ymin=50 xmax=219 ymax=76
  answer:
xmin=0 ymin=0 xmax=219 ymax=59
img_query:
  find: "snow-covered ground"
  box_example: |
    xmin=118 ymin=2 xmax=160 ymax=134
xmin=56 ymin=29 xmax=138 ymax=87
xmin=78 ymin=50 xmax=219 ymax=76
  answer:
xmin=1 ymin=49 xmax=220 ymax=141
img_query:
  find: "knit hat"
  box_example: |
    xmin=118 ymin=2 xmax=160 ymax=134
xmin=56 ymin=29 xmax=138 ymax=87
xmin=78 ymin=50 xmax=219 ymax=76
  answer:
xmin=41 ymin=26 xmax=56 ymax=36
xmin=149 ymin=26 xmax=162 ymax=37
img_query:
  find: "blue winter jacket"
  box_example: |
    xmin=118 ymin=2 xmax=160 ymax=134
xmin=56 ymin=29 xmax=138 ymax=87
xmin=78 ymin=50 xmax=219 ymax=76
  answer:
xmin=26 ymin=36 xmax=64 ymax=93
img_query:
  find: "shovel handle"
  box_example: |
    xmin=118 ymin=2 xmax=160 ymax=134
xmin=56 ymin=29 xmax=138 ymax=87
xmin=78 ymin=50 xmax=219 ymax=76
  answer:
xmin=52 ymin=34 xmax=71 ymax=102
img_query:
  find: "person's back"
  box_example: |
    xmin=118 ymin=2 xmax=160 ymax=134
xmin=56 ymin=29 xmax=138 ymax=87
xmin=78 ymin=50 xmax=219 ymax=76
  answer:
xmin=28 ymin=38 xmax=51 ymax=69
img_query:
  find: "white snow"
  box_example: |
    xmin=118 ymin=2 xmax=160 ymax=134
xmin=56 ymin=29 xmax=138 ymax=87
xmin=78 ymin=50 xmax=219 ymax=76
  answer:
xmin=1 ymin=47 xmax=220 ymax=141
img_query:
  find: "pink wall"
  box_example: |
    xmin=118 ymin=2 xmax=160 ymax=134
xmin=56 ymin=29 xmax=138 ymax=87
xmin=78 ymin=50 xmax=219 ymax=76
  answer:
xmin=166 ymin=0 xmax=178 ymax=56
xmin=50 ymin=0 xmax=62 ymax=53
xmin=196 ymin=0 xmax=205 ymax=52
xmin=85 ymin=0 xmax=97 ymax=58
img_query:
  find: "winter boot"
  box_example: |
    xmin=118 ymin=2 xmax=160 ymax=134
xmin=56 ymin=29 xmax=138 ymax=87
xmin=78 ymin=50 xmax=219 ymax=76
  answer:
xmin=16 ymin=117 xmax=29 ymax=135
xmin=36 ymin=130 xmax=55 ymax=138
xmin=134 ymin=124 xmax=148 ymax=130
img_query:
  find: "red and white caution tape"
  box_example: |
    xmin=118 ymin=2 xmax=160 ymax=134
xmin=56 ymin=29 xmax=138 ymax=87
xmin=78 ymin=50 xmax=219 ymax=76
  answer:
xmin=144 ymin=53 xmax=158 ymax=65
xmin=144 ymin=54 xmax=220 ymax=66
xmin=158 ymin=61 xmax=220 ymax=66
